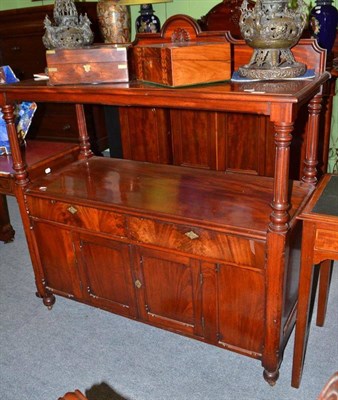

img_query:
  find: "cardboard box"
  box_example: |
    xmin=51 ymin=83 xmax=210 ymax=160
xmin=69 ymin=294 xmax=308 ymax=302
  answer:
xmin=133 ymin=41 xmax=231 ymax=87
xmin=46 ymin=45 xmax=129 ymax=85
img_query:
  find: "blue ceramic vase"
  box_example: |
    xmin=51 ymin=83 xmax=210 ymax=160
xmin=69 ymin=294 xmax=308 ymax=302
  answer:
xmin=136 ymin=4 xmax=161 ymax=34
xmin=309 ymin=0 xmax=338 ymax=53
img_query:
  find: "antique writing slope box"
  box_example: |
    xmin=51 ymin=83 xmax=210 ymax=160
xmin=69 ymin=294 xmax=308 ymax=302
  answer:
xmin=133 ymin=41 xmax=231 ymax=87
xmin=46 ymin=45 xmax=129 ymax=85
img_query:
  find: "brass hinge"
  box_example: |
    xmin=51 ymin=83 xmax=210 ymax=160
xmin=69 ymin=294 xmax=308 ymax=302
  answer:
xmin=215 ymin=263 xmax=220 ymax=273
xmin=201 ymin=316 xmax=205 ymax=330
xmin=145 ymin=304 xmax=150 ymax=313
xmin=200 ymin=273 xmax=203 ymax=286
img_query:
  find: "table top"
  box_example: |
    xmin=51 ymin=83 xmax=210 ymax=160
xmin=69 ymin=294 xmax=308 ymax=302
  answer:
xmin=0 ymin=74 xmax=330 ymax=118
xmin=299 ymin=174 xmax=338 ymax=220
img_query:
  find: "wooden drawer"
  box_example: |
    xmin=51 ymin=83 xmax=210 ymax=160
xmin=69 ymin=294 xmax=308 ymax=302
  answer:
xmin=315 ymin=228 xmax=338 ymax=253
xmin=128 ymin=216 xmax=265 ymax=267
xmin=26 ymin=198 xmax=127 ymax=238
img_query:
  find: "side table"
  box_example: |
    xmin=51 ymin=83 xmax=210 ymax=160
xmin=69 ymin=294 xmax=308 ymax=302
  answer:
xmin=292 ymin=174 xmax=338 ymax=388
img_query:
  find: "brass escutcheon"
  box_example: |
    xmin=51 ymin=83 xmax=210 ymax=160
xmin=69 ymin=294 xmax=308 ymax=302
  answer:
xmin=185 ymin=230 xmax=199 ymax=240
xmin=67 ymin=205 xmax=78 ymax=215
xmin=134 ymin=280 xmax=142 ymax=289
xmin=83 ymin=64 xmax=91 ymax=72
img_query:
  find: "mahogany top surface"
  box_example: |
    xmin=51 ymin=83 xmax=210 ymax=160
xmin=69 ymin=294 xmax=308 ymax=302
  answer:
xmin=299 ymin=174 xmax=338 ymax=222
xmin=0 ymin=75 xmax=330 ymax=116
xmin=0 ymin=140 xmax=79 ymax=177
xmin=25 ymin=157 xmax=311 ymax=238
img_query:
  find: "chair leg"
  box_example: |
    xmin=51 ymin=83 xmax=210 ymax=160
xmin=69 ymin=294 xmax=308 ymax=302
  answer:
xmin=316 ymin=259 xmax=332 ymax=327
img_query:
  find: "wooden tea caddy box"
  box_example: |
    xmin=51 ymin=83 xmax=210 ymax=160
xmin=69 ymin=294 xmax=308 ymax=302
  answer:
xmin=46 ymin=45 xmax=129 ymax=85
xmin=133 ymin=41 xmax=231 ymax=86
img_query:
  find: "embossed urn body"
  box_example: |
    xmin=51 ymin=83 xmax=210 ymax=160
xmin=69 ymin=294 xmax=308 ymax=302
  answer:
xmin=239 ymin=0 xmax=307 ymax=79
xmin=97 ymin=0 xmax=131 ymax=43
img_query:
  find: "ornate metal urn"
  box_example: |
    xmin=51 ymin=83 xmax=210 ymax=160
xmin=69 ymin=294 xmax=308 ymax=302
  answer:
xmin=43 ymin=0 xmax=94 ymax=49
xmin=239 ymin=0 xmax=307 ymax=79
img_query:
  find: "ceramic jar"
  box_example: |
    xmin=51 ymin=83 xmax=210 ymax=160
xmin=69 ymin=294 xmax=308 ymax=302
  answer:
xmin=97 ymin=0 xmax=131 ymax=43
xmin=309 ymin=0 xmax=338 ymax=53
xmin=136 ymin=4 xmax=161 ymax=33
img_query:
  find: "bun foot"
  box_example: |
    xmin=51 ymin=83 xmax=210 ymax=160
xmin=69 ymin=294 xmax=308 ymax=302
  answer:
xmin=43 ymin=293 xmax=56 ymax=310
xmin=263 ymin=369 xmax=279 ymax=386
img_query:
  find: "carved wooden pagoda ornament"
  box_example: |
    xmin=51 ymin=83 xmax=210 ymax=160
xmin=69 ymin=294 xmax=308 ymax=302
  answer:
xmin=239 ymin=0 xmax=307 ymax=79
xmin=42 ymin=0 xmax=94 ymax=49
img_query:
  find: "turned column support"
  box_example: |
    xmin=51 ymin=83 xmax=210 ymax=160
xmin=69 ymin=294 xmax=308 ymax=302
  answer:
xmin=269 ymin=121 xmax=293 ymax=233
xmin=75 ymin=104 xmax=94 ymax=160
xmin=2 ymin=103 xmax=29 ymax=187
xmin=302 ymin=94 xmax=322 ymax=185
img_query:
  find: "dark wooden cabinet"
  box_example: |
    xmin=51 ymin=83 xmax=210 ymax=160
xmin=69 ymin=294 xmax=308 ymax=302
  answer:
xmin=0 ymin=3 xmax=108 ymax=153
xmin=0 ymin=29 xmax=329 ymax=387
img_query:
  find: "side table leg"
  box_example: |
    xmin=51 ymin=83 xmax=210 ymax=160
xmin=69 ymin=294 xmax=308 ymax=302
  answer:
xmin=0 ymin=194 xmax=15 ymax=243
xmin=291 ymin=222 xmax=316 ymax=388
xmin=316 ymin=259 xmax=332 ymax=327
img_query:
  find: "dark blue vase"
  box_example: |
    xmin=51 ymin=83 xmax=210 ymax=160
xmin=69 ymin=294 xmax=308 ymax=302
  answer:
xmin=309 ymin=0 xmax=338 ymax=53
xmin=136 ymin=4 xmax=161 ymax=34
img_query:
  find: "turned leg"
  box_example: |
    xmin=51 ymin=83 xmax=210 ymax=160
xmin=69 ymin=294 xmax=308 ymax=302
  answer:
xmin=292 ymin=221 xmax=316 ymax=388
xmin=263 ymin=369 xmax=280 ymax=387
xmin=42 ymin=293 xmax=56 ymax=310
xmin=316 ymin=259 xmax=332 ymax=327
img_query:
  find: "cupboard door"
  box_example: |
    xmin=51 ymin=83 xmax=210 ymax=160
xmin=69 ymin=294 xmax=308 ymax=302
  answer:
xmin=76 ymin=234 xmax=138 ymax=318
xmin=214 ymin=263 xmax=265 ymax=356
xmin=31 ymin=221 xmax=82 ymax=299
xmin=133 ymin=247 xmax=204 ymax=337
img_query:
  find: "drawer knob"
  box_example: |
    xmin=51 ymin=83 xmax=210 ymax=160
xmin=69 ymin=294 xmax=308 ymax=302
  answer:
xmin=185 ymin=230 xmax=199 ymax=240
xmin=67 ymin=205 xmax=78 ymax=215
xmin=134 ymin=280 xmax=142 ymax=289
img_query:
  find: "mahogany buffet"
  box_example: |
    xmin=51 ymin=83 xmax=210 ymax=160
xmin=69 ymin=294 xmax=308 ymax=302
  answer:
xmin=0 ymin=31 xmax=329 ymax=386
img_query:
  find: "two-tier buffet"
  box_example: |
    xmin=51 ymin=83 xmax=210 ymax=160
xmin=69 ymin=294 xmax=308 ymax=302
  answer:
xmin=0 ymin=19 xmax=330 ymax=386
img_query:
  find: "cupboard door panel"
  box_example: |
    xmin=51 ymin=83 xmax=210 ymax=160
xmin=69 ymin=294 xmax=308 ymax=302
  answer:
xmin=223 ymin=113 xmax=269 ymax=176
xmin=119 ymin=107 xmax=172 ymax=163
xmin=171 ymin=109 xmax=218 ymax=170
xmin=77 ymin=234 xmax=138 ymax=317
xmin=216 ymin=263 xmax=265 ymax=356
xmin=134 ymin=247 xmax=203 ymax=337
xmin=32 ymin=221 xmax=81 ymax=298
